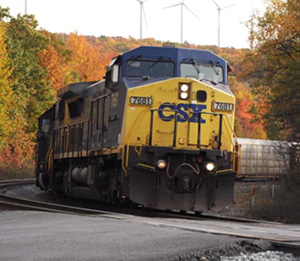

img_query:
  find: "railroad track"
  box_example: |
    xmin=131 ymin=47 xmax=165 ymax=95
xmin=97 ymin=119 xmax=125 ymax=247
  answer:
xmin=0 ymin=179 xmax=259 ymax=223
xmin=0 ymin=179 xmax=296 ymax=224
xmin=0 ymin=179 xmax=124 ymax=217
xmin=1 ymin=179 xmax=300 ymax=256
xmin=0 ymin=179 xmax=35 ymax=187
xmin=0 ymin=179 xmax=281 ymax=222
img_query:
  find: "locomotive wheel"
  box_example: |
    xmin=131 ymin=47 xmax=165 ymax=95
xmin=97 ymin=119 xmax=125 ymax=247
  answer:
xmin=194 ymin=211 xmax=203 ymax=216
xmin=37 ymin=172 xmax=49 ymax=190
xmin=52 ymin=171 xmax=64 ymax=196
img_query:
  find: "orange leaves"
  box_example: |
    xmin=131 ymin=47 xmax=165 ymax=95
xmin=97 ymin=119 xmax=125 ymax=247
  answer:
xmin=0 ymin=115 xmax=34 ymax=170
xmin=38 ymin=45 xmax=65 ymax=91
xmin=230 ymin=79 xmax=267 ymax=139
xmin=243 ymin=0 xmax=299 ymax=140
xmin=64 ymin=33 xmax=115 ymax=83
xmin=0 ymin=22 xmax=13 ymax=149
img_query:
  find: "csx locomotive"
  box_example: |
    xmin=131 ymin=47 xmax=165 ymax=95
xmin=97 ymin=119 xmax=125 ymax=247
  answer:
xmin=36 ymin=45 xmax=240 ymax=213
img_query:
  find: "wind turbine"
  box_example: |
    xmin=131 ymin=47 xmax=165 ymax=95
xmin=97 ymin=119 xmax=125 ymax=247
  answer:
xmin=249 ymin=4 xmax=256 ymax=50
xmin=212 ymin=0 xmax=237 ymax=47
xmin=137 ymin=0 xmax=148 ymax=39
xmin=163 ymin=0 xmax=200 ymax=44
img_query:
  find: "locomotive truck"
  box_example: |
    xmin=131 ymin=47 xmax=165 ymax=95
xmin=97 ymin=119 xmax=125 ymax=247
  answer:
xmin=36 ymin=45 xmax=240 ymax=213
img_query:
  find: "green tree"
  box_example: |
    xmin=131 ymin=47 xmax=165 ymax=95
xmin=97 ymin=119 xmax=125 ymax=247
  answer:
xmin=5 ymin=13 xmax=55 ymax=134
xmin=243 ymin=0 xmax=299 ymax=141
xmin=0 ymin=20 xmax=13 ymax=149
xmin=0 ymin=8 xmax=56 ymax=170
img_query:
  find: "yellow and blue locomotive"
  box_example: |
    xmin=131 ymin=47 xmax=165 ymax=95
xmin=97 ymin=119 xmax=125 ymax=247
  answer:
xmin=36 ymin=45 xmax=239 ymax=213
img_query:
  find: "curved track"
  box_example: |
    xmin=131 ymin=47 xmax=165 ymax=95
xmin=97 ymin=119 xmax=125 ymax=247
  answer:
xmin=1 ymin=179 xmax=300 ymax=256
xmin=0 ymin=179 xmax=262 ymax=223
xmin=0 ymin=179 xmax=123 ymax=216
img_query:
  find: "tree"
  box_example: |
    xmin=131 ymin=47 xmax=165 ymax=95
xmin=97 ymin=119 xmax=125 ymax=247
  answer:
xmin=0 ymin=9 xmax=56 ymax=169
xmin=230 ymin=77 xmax=267 ymax=139
xmin=0 ymin=20 xmax=13 ymax=149
xmin=5 ymin=13 xmax=56 ymax=134
xmin=242 ymin=0 xmax=299 ymax=141
xmin=38 ymin=31 xmax=71 ymax=90
xmin=65 ymin=33 xmax=109 ymax=82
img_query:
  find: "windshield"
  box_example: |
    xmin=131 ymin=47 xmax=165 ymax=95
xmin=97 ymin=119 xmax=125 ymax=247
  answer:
xmin=180 ymin=63 xmax=223 ymax=83
xmin=126 ymin=60 xmax=174 ymax=78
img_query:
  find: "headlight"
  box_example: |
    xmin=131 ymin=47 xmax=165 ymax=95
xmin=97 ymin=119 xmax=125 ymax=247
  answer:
xmin=180 ymin=92 xmax=188 ymax=99
xmin=178 ymin=83 xmax=190 ymax=100
xmin=205 ymin=162 xmax=215 ymax=171
xmin=157 ymin=159 xmax=167 ymax=169
xmin=180 ymin=84 xmax=189 ymax=92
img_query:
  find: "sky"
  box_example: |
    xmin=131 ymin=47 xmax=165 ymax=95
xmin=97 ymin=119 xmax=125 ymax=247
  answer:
xmin=0 ymin=0 xmax=266 ymax=48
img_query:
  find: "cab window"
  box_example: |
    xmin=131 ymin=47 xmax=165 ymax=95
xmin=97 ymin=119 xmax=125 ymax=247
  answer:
xmin=126 ymin=60 xmax=174 ymax=78
xmin=180 ymin=63 xmax=223 ymax=83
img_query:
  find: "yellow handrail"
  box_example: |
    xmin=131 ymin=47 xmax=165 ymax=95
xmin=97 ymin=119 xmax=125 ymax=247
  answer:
xmin=45 ymin=136 xmax=53 ymax=172
xmin=222 ymin=115 xmax=241 ymax=174
xmin=121 ymin=108 xmax=151 ymax=176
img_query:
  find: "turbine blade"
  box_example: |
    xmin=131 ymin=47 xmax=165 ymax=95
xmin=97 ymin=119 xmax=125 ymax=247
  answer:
xmin=211 ymin=0 xmax=220 ymax=9
xmin=163 ymin=3 xmax=181 ymax=10
xmin=184 ymin=4 xmax=200 ymax=21
xmin=142 ymin=5 xmax=148 ymax=27
xmin=222 ymin=3 xmax=237 ymax=10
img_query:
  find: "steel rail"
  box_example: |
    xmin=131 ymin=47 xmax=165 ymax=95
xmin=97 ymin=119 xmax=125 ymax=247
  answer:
xmin=0 ymin=194 xmax=120 ymax=217
xmin=0 ymin=179 xmax=121 ymax=217
xmin=0 ymin=179 xmax=35 ymax=187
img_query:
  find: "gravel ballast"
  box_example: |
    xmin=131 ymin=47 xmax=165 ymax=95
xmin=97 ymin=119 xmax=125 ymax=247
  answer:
xmin=167 ymin=240 xmax=300 ymax=260
xmin=221 ymin=251 xmax=300 ymax=261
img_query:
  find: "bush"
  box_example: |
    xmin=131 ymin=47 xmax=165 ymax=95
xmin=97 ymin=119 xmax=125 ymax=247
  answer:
xmin=249 ymin=177 xmax=300 ymax=224
xmin=0 ymin=163 xmax=35 ymax=180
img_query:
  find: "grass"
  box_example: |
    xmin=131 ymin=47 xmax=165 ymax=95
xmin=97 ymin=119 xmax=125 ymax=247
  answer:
xmin=0 ymin=164 xmax=35 ymax=181
xmin=249 ymin=176 xmax=300 ymax=224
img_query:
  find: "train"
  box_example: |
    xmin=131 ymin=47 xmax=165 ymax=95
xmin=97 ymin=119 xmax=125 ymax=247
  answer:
xmin=35 ymin=45 xmax=240 ymax=213
xmin=237 ymin=138 xmax=299 ymax=179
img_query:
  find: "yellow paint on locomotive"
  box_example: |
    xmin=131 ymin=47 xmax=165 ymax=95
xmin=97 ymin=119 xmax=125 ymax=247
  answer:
xmin=122 ymin=77 xmax=235 ymax=153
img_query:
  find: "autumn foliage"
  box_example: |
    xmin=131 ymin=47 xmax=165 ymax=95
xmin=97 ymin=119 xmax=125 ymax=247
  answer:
xmin=242 ymin=0 xmax=299 ymax=141
xmin=0 ymin=5 xmax=272 ymax=175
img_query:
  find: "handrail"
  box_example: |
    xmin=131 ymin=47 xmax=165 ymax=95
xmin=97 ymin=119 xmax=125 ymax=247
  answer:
xmin=45 ymin=136 xmax=53 ymax=172
xmin=121 ymin=108 xmax=152 ymax=177
xmin=221 ymin=114 xmax=241 ymax=174
xmin=149 ymin=109 xmax=178 ymax=147
xmin=54 ymin=121 xmax=89 ymax=158
xmin=54 ymin=120 xmax=89 ymax=131
xmin=192 ymin=111 xmax=223 ymax=149
xmin=122 ymin=109 xmax=179 ymax=176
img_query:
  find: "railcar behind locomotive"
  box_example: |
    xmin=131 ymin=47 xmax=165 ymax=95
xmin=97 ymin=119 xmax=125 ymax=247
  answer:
xmin=237 ymin=138 xmax=290 ymax=179
xmin=36 ymin=45 xmax=240 ymax=212
xmin=237 ymin=138 xmax=299 ymax=179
